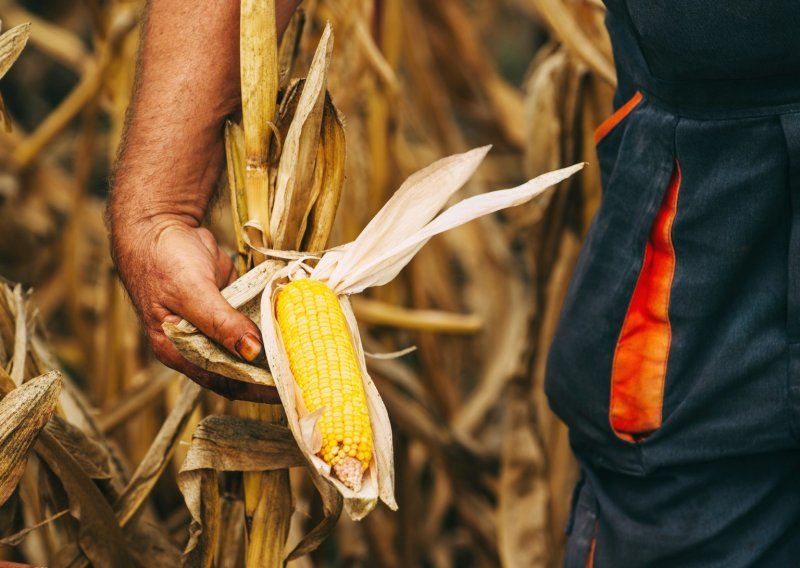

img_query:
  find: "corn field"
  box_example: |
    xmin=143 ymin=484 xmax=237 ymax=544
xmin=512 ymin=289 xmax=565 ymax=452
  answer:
xmin=0 ymin=1 xmax=616 ymax=566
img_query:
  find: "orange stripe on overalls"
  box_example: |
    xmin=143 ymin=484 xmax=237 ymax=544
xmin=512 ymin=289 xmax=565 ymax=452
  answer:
xmin=594 ymin=91 xmax=644 ymax=145
xmin=610 ymin=162 xmax=682 ymax=442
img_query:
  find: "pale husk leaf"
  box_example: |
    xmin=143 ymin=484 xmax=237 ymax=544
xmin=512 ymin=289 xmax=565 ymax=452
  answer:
xmin=316 ymin=145 xmax=491 ymax=289
xmin=317 ymin=159 xmax=585 ymax=295
xmin=163 ymin=260 xmax=283 ymax=385
xmin=164 ymin=316 xmax=274 ymax=387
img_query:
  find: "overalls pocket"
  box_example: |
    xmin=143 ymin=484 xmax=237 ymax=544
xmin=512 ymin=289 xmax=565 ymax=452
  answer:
xmin=608 ymin=161 xmax=681 ymax=443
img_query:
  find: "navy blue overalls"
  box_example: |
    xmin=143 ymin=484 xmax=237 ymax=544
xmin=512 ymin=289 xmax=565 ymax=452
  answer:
xmin=545 ymin=2 xmax=800 ymax=566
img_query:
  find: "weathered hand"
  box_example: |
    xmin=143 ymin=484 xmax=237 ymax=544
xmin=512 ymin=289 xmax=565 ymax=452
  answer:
xmin=106 ymin=0 xmax=300 ymax=402
xmin=112 ymin=217 xmax=279 ymax=403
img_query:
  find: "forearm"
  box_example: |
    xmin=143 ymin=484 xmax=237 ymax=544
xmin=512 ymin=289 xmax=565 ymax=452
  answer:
xmin=105 ymin=0 xmax=299 ymax=402
xmin=110 ymin=0 xmax=300 ymax=231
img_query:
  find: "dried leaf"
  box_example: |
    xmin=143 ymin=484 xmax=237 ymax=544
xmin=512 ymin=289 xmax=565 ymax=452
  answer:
xmin=178 ymin=416 xmax=306 ymax=566
xmin=126 ymin=519 xmax=183 ymax=568
xmin=285 ymin=469 xmax=343 ymax=561
xmin=301 ymin=95 xmax=346 ymax=252
xmin=114 ymin=378 xmax=201 ymax=526
xmin=0 ymin=22 xmax=30 ymax=81
xmin=497 ymin=389 xmax=551 ymax=567
xmin=0 ymin=94 xmax=10 ymax=133
xmin=237 ymin=403 xmax=291 ymax=568
xmin=216 ymin=494 xmax=245 ymax=568
xmin=164 ymin=260 xmax=283 ymax=385
xmin=529 ymin=0 xmax=616 ymax=85
xmin=277 ymin=10 xmax=305 ymax=91
xmin=165 ymin=319 xmax=276 ymax=386
xmin=45 ymin=417 xmax=112 ymax=481
xmin=0 ymin=370 xmax=61 ymax=508
xmin=36 ymin=430 xmax=134 ymax=568
xmin=270 ymin=24 xmax=333 ymax=248
xmin=10 ymin=284 xmax=28 ymax=385
xmin=0 ymin=509 xmax=69 ymax=547
xmin=523 ymin=47 xmax=569 ymax=179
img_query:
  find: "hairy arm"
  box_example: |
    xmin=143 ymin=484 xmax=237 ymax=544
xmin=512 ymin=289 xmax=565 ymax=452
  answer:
xmin=109 ymin=0 xmax=300 ymax=401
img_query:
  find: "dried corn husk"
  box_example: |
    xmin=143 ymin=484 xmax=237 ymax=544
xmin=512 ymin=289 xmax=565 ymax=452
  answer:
xmin=250 ymin=149 xmax=582 ymax=517
xmin=167 ymin=147 xmax=582 ymax=517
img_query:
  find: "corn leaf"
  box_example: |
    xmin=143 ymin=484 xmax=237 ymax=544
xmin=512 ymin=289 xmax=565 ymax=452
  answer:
xmin=277 ymin=10 xmax=305 ymax=91
xmin=0 ymin=370 xmax=61 ymax=508
xmin=270 ymin=23 xmax=333 ymax=248
xmin=36 ymin=429 xmax=134 ymax=568
xmin=301 ymin=95 xmax=346 ymax=252
xmin=0 ymin=22 xmax=30 ymax=81
xmin=114 ymin=378 xmax=201 ymax=526
xmin=320 ymin=157 xmax=584 ymax=294
xmin=178 ymin=416 xmax=306 ymax=566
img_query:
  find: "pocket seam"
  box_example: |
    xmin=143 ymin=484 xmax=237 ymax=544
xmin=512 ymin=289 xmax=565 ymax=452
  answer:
xmin=594 ymin=91 xmax=644 ymax=146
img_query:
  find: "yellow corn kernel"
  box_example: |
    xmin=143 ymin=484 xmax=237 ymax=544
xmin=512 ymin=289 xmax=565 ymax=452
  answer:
xmin=275 ymin=278 xmax=373 ymax=491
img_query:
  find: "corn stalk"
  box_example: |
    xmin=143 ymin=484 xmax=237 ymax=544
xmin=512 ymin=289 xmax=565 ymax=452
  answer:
xmin=0 ymin=1 xmax=616 ymax=566
xmin=235 ymin=1 xmax=291 ymax=566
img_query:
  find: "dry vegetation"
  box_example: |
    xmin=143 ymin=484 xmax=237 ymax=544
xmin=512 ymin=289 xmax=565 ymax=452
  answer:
xmin=0 ymin=1 xmax=615 ymax=566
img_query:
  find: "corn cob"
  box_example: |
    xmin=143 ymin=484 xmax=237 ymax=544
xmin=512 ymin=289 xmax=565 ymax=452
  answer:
xmin=275 ymin=278 xmax=373 ymax=491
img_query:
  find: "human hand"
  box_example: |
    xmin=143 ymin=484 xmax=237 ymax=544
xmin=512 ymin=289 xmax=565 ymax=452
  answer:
xmin=106 ymin=0 xmax=303 ymax=402
xmin=111 ymin=216 xmax=280 ymax=403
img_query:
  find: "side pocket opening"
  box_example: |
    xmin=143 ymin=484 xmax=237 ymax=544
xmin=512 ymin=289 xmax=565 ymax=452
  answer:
xmin=609 ymin=161 xmax=682 ymax=443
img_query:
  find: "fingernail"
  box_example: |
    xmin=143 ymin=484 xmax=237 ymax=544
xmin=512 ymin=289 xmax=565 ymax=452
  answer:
xmin=235 ymin=333 xmax=263 ymax=362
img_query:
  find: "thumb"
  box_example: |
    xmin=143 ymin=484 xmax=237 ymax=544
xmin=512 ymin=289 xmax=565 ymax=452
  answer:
xmin=174 ymin=280 xmax=264 ymax=363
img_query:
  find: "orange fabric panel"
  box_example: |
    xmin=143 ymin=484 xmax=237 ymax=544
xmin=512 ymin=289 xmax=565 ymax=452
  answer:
xmin=594 ymin=91 xmax=644 ymax=145
xmin=610 ymin=162 xmax=682 ymax=442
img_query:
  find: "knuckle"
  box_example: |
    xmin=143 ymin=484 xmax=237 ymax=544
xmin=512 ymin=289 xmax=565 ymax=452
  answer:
xmin=209 ymin=311 xmax=233 ymax=338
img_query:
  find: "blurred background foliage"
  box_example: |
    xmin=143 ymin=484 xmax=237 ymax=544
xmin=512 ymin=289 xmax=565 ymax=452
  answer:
xmin=0 ymin=0 xmax=616 ymax=566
